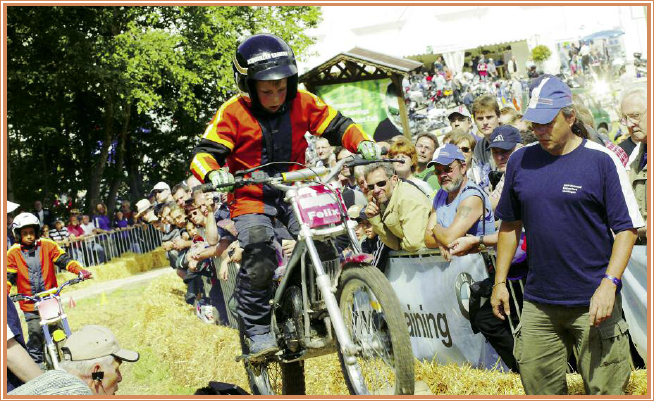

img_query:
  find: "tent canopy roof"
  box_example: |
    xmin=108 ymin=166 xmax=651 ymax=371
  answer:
xmin=300 ymin=47 xmax=423 ymax=86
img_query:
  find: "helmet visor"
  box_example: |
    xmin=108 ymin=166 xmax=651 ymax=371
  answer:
xmin=250 ymin=58 xmax=297 ymax=81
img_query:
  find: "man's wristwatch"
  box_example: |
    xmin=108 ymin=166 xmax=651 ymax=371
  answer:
xmin=478 ymin=235 xmax=487 ymax=251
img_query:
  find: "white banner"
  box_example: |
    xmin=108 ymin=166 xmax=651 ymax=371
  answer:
xmin=385 ymin=251 xmax=507 ymax=370
xmin=621 ymin=245 xmax=647 ymax=361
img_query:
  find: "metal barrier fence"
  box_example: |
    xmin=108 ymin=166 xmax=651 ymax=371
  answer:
xmin=63 ymin=224 xmax=163 ymax=268
xmin=210 ymin=248 xmax=510 ymax=333
xmin=214 ymin=258 xmax=240 ymax=329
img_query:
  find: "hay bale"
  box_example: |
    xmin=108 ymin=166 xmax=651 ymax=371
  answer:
xmin=62 ymin=273 xmax=649 ymax=395
xmin=55 ymin=248 xmax=168 ymax=291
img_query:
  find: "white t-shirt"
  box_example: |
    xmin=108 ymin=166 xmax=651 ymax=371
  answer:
xmin=580 ymin=44 xmax=591 ymax=56
xmin=7 ymin=324 xmax=14 ymax=340
xmin=80 ymin=222 xmax=96 ymax=236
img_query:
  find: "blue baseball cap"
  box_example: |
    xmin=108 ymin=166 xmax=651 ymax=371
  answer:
xmin=428 ymin=144 xmax=466 ymax=167
xmin=489 ymin=125 xmax=522 ymax=150
xmin=523 ymin=75 xmax=573 ymax=124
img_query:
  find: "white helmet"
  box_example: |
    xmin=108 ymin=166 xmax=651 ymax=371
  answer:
xmin=12 ymin=212 xmax=41 ymax=239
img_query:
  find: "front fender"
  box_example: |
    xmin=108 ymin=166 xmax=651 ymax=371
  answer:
xmin=334 ymin=254 xmax=374 ymax=293
xmin=340 ymin=253 xmax=374 ymax=270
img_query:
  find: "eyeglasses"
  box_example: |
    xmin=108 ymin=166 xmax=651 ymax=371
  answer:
xmin=367 ymin=180 xmax=387 ymax=191
xmin=620 ymin=113 xmax=644 ymax=126
xmin=435 ymin=163 xmax=461 ymax=175
xmin=459 ymin=147 xmax=471 ymax=153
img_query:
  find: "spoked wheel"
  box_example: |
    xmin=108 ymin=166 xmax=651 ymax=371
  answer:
xmin=337 ymin=266 xmax=414 ymax=395
xmin=237 ymin=319 xmax=306 ymax=394
xmin=43 ymin=343 xmax=56 ymax=370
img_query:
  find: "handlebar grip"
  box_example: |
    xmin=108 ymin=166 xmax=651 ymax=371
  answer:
xmin=192 ymin=182 xmax=234 ymax=193
xmin=281 ymin=167 xmax=327 ymax=182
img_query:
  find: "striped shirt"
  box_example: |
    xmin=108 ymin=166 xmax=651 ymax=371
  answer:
xmin=49 ymin=228 xmax=70 ymax=242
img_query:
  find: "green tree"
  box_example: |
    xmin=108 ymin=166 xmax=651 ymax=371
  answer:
xmin=8 ymin=6 xmax=321 ymax=215
xmin=531 ymin=45 xmax=552 ymax=63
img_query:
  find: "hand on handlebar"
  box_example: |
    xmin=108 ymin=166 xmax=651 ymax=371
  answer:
xmin=357 ymin=140 xmax=383 ymax=160
xmin=208 ymin=168 xmax=235 ymax=193
xmin=79 ymin=269 xmax=93 ymax=280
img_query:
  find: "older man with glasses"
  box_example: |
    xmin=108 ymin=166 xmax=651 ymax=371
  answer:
xmin=364 ymin=162 xmax=431 ymax=252
xmin=621 ymin=85 xmax=647 ymax=242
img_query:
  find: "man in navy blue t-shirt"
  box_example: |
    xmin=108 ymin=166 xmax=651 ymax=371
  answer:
xmin=491 ymin=75 xmax=644 ymax=395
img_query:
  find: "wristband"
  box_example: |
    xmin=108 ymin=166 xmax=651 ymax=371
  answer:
xmin=493 ymin=281 xmax=506 ymax=288
xmin=478 ymin=235 xmax=487 ymax=251
xmin=603 ymin=274 xmax=622 ymax=290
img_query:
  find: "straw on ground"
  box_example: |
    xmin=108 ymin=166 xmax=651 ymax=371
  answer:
xmin=63 ymin=272 xmax=647 ymax=395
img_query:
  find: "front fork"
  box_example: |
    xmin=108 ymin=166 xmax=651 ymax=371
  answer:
xmin=41 ymin=315 xmax=71 ymax=370
xmin=300 ymin=228 xmax=359 ymax=365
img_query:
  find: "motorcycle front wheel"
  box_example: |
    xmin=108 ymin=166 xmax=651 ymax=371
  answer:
xmin=336 ymin=265 xmax=414 ymax=395
xmin=237 ymin=318 xmax=306 ymax=395
xmin=43 ymin=326 xmax=66 ymax=370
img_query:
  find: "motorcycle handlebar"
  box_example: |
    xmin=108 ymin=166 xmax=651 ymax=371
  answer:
xmin=193 ymin=152 xmax=405 ymax=190
xmin=11 ymin=277 xmax=86 ymax=303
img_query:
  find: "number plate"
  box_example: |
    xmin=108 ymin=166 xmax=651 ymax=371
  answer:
xmin=296 ymin=185 xmax=346 ymax=229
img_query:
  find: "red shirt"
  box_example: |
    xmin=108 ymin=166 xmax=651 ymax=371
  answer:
xmin=67 ymin=224 xmax=85 ymax=237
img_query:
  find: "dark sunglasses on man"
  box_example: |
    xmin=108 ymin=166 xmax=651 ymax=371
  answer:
xmin=367 ymin=180 xmax=387 ymax=191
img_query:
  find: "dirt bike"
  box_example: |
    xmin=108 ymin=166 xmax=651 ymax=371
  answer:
xmin=10 ymin=275 xmax=88 ymax=369
xmin=199 ymin=155 xmax=415 ymax=395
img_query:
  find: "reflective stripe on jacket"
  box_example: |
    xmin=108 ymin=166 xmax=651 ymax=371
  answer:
xmin=7 ymin=238 xmax=82 ymax=312
xmin=191 ymin=90 xmax=371 ymax=218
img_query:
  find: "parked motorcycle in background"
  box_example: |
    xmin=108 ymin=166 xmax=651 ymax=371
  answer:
xmin=634 ymin=52 xmax=647 ymax=78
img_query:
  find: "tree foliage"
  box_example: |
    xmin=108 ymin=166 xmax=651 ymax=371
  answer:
xmin=7 ymin=6 xmax=321 ymax=215
xmin=531 ymin=45 xmax=552 ymax=63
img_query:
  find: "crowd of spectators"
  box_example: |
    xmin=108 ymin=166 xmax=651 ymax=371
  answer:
xmin=7 ymin=199 xmax=159 ymax=267
xmin=6 ymin=71 xmax=646 ymax=396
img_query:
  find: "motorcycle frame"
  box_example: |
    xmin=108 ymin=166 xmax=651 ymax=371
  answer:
xmin=36 ymin=295 xmax=72 ymax=370
xmin=268 ymin=181 xmax=362 ymax=364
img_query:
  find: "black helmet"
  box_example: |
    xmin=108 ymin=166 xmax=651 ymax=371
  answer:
xmin=233 ymin=34 xmax=298 ymax=112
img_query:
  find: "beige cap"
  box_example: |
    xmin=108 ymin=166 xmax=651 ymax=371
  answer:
xmin=152 ymin=182 xmax=170 ymax=192
xmin=347 ymin=204 xmax=365 ymax=220
xmin=134 ymin=199 xmax=152 ymax=219
xmin=62 ymin=325 xmax=139 ymax=362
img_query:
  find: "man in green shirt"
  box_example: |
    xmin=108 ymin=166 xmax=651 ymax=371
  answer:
xmin=413 ymin=132 xmax=441 ymax=191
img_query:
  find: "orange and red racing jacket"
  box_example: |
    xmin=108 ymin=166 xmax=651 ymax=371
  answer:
xmin=190 ymin=90 xmax=372 ymax=218
xmin=7 ymin=238 xmax=83 ymax=312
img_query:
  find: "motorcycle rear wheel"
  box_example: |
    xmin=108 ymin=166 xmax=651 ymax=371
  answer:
xmin=336 ymin=265 xmax=414 ymax=395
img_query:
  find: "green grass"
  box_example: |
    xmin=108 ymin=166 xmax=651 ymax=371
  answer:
xmin=60 ymin=278 xmax=199 ymax=395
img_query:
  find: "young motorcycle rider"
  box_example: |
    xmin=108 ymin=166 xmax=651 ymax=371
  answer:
xmin=7 ymin=213 xmax=92 ymax=364
xmin=190 ymin=34 xmax=381 ymax=358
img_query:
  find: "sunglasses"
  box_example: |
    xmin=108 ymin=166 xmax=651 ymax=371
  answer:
xmin=367 ymin=180 xmax=387 ymax=191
